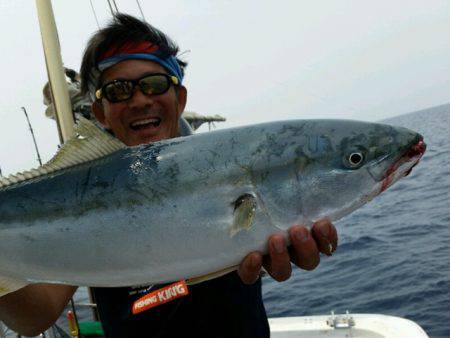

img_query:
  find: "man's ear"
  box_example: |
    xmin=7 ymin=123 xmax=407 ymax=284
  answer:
xmin=176 ymin=86 xmax=187 ymax=118
xmin=91 ymin=101 xmax=110 ymax=129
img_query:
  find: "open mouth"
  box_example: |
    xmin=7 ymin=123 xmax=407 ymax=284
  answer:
xmin=405 ymin=139 xmax=426 ymax=161
xmin=380 ymin=136 xmax=426 ymax=192
xmin=130 ymin=117 xmax=161 ymax=131
xmin=403 ymin=139 xmax=426 ymax=176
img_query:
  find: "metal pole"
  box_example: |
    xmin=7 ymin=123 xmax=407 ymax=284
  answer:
xmin=21 ymin=107 xmax=43 ymax=166
xmin=35 ymin=0 xmax=75 ymax=144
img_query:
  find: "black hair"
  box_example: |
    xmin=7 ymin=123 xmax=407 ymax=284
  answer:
xmin=64 ymin=67 xmax=78 ymax=83
xmin=79 ymin=13 xmax=187 ymax=95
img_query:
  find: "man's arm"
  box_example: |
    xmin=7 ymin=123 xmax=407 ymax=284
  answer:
xmin=238 ymin=220 xmax=338 ymax=283
xmin=0 ymin=284 xmax=77 ymax=336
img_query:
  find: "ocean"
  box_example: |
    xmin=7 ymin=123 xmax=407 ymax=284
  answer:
xmin=17 ymin=104 xmax=449 ymax=337
xmin=263 ymin=103 xmax=450 ymax=338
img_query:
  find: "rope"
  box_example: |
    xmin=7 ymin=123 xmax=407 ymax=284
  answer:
xmin=105 ymin=0 xmax=147 ymax=23
xmin=135 ymin=0 xmax=146 ymax=21
xmin=89 ymin=0 xmax=100 ymax=29
xmin=111 ymin=0 xmax=119 ymax=13
xmin=106 ymin=0 xmax=116 ymax=16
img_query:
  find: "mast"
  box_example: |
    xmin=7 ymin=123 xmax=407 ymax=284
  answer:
xmin=35 ymin=0 xmax=74 ymax=144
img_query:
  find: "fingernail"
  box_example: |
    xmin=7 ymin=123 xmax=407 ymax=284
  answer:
xmin=328 ymin=243 xmax=333 ymax=256
xmin=295 ymin=228 xmax=309 ymax=242
xmin=272 ymin=239 xmax=285 ymax=254
xmin=251 ymin=255 xmax=260 ymax=269
xmin=320 ymin=224 xmax=330 ymax=237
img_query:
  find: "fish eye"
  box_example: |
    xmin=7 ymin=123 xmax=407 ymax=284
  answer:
xmin=347 ymin=152 xmax=364 ymax=167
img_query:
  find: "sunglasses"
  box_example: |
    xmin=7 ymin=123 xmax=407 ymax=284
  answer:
xmin=95 ymin=73 xmax=179 ymax=103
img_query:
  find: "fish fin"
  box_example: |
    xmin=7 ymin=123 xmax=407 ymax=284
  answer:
xmin=186 ymin=265 xmax=239 ymax=285
xmin=0 ymin=276 xmax=29 ymax=297
xmin=0 ymin=117 xmax=126 ymax=189
xmin=229 ymin=193 xmax=257 ymax=237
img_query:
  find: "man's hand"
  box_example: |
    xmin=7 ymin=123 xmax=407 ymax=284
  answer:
xmin=237 ymin=219 xmax=338 ymax=284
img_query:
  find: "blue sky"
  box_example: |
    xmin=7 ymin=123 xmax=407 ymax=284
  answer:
xmin=0 ymin=0 xmax=449 ymax=174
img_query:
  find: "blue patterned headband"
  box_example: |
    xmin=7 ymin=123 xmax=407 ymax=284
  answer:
xmin=87 ymin=41 xmax=184 ymax=101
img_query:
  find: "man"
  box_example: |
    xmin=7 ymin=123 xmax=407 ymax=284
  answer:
xmin=0 ymin=14 xmax=337 ymax=337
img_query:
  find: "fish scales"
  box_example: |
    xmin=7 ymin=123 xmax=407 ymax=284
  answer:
xmin=0 ymin=119 xmax=425 ymax=291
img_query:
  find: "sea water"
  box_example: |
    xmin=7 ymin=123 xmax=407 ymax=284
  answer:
xmin=263 ymin=104 xmax=450 ymax=338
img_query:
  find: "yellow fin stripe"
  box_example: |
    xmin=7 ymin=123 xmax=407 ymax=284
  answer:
xmin=186 ymin=265 xmax=239 ymax=285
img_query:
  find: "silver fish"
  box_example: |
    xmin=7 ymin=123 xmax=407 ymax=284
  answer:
xmin=0 ymin=118 xmax=426 ymax=294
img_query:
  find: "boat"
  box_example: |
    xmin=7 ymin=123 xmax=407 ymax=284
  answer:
xmin=0 ymin=1 xmax=431 ymax=337
xmin=0 ymin=310 xmax=431 ymax=337
xmin=269 ymin=312 xmax=429 ymax=338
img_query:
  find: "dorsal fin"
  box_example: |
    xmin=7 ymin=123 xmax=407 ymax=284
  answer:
xmin=0 ymin=117 xmax=126 ymax=189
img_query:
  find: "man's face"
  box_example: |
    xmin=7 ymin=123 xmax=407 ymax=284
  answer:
xmin=92 ymin=59 xmax=187 ymax=146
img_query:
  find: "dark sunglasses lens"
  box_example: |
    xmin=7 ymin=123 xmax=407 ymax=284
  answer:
xmin=104 ymin=81 xmax=134 ymax=102
xmin=139 ymin=75 xmax=170 ymax=95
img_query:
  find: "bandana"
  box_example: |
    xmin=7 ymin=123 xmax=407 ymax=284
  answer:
xmin=87 ymin=41 xmax=183 ymax=101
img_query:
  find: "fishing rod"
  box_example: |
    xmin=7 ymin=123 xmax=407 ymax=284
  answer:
xmin=21 ymin=107 xmax=43 ymax=166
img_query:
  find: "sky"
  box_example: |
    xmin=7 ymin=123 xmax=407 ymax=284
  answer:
xmin=0 ymin=0 xmax=449 ymax=175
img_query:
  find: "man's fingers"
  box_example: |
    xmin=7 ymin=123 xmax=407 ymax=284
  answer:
xmin=238 ymin=220 xmax=338 ymax=284
xmin=237 ymin=252 xmax=262 ymax=285
xmin=288 ymin=226 xmax=320 ymax=270
xmin=311 ymin=219 xmax=338 ymax=256
xmin=263 ymin=235 xmax=292 ymax=282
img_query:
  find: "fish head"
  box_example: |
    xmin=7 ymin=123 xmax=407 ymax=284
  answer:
xmin=332 ymin=122 xmax=426 ymax=195
xmin=252 ymin=120 xmax=426 ymax=227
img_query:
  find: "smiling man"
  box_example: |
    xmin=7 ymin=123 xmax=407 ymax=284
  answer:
xmin=91 ymin=57 xmax=185 ymax=145
xmin=0 ymin=14 xmax=337 ymax=338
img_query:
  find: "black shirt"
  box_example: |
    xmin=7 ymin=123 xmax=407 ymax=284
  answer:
xmin=92 ymin=272 xmax=270 ymax=338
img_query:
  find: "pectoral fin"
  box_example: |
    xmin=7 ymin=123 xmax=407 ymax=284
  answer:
xmin=0 ymin=276 xmax=29 ymax=297
xmin=230 ymin=194 xmax=257 ymax=237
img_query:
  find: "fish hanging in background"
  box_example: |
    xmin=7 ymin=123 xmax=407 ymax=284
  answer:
xmin=0 ymin=118 xmax=426 ymax=296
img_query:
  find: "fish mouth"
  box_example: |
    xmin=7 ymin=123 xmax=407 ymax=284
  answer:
xmin=379 ymin=136 xmax=426 ymax=192
xmin=405 ymin=138 xmax=426 ymax=162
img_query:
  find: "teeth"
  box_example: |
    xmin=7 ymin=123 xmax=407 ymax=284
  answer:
xmin=131 ymin=118 xmax=160 ymax=127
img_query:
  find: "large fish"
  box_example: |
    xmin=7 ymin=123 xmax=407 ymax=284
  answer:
xmin=0 ymin=118 xmax=425 ymax=295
